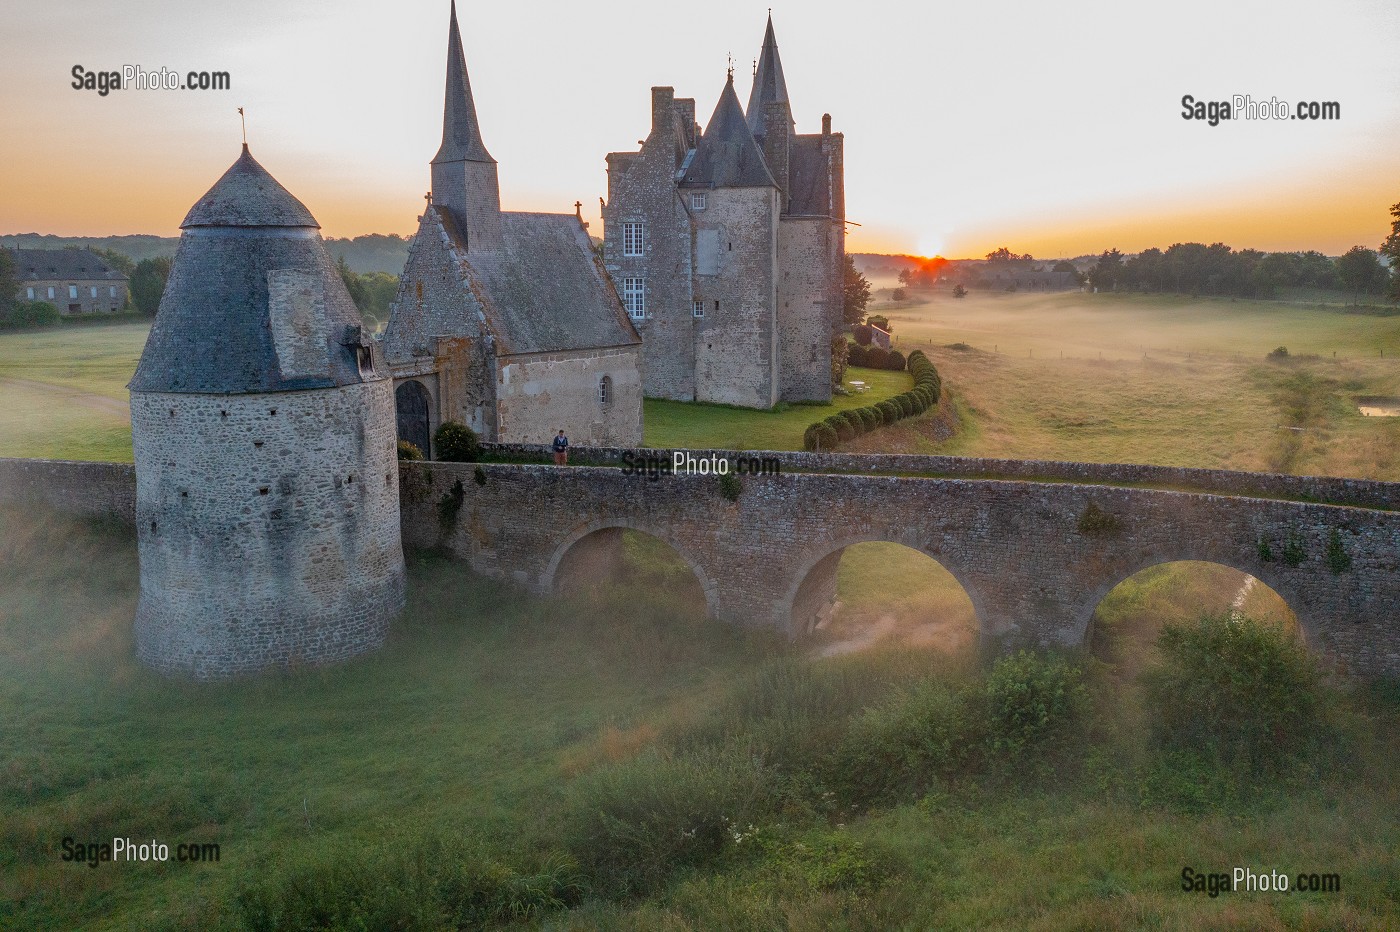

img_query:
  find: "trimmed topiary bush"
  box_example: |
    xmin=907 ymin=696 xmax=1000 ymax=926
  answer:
xmin=433 ymin=421 xmax=480 ymax=462
xmin=847 ymin=342 xmax=867 ymax=367
xmin=864 ymin=346 xmax=889 ymax=369
xmin=855 ymin=407 xmax=879 ymax=432
xmin=876 ymin=400 xmax=901 ymax=425
xmin=885 ymin=349 xmax=906 ymax=371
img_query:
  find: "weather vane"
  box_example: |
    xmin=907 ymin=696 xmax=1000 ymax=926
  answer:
xmin=237 ymin=107 xmax=246 ymax=144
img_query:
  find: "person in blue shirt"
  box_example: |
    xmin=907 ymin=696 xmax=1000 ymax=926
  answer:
xmin=552 ymin=429 xmax=569 ymax=465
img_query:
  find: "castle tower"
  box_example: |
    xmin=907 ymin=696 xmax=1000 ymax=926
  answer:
xmin=745 ymin=14 xmax=795 ymax=143
xmin=429 ymin=0 xmax=503 ymax=252
xmin=128 ymin=144 xmax=406 ymax=680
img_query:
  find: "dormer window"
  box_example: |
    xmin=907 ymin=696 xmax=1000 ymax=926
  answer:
xmin=691 ymin=193 xmax=707 ymax=211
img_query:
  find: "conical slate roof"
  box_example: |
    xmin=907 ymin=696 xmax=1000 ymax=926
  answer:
xmin=745 ymin=15 xmax=794 ymax=140
xmin=432 ymin=0 xmax=494 ymax=165
xmin=130 ymin=146 xmax=378 ymax=395
xmin=182 ymin=144 xmax=319 ymax=228
xmin=681 ymin=73 xmax=776 ymax=189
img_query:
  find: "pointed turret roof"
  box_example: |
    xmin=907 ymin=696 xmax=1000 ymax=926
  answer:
xmin=432 ymin=0 xmax=494 ymax=165
xmin=682 ymin=72 xmax=776 ymax=189
xmin=181 ymin=144 xmax=318 ymax=228
xmin=131 ymin=145 xmax=375 ymax=395
xmin=745 ymin=14 xmax=794 ymax=139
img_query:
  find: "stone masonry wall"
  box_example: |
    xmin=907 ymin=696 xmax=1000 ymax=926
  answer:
xmin=604 ymin=88 xmax=697 ymax=401
xmin=691 ymin=186 xmax=779 ymax=408
xmin=401 ymin=460 xmax=1400 ymax=677
xmin=776 ymin=217 xmax=837 ymax=402
xmin=129 ymin=382 xmax=406 ymax=679
xmin=496 ymin=345 xmax=643 ymax=446
xmin=0 ymin=458 xmax=136 ymax=524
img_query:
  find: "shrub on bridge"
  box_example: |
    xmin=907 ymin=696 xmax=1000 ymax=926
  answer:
xmin=396 ymin=440 xmax=423 ymax=461
xmin=1143 ymin=614 xmax=1326 ymax=784
xmin=433 ymin=421 xmax=480 ymax=463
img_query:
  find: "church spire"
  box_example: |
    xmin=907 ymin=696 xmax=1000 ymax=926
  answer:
xmin=432 ymin=0 xmax=494 ymax=165
xmin=429 ymin=0 xmax=502 ymax=251
xmin=745 ymin=13 xmax=794 ymax=139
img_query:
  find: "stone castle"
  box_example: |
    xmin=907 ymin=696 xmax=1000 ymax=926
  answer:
xmin=381 ymin=2 xmax=643 ymax=455
xmin=603 ymin=15 xmax=846 ymax=408
xmin=122 ymin=5 xmax=847 ymax=679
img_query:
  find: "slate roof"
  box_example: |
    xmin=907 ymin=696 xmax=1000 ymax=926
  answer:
xmin=681 ymin=75 xmax=776 ymax=189
xmin=130 ymin=146 xmax=379 ymax=395
xmin=432 ymin=0 xmax=494 ymax=165
xmin=745 ymin=15 xmax=794 ymax=140
xmin=183 ymin=144 xmax=319 ymax=228
xmin=786 ymin=135 xmax=833 ymax=217
xmin=10 ymin=248 xmax=127 ymax=282
xmin=434 ymin=206 xmax=639 ymax=355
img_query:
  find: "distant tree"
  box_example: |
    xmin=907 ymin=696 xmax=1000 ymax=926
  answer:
xmin=90 ymin=247 xmax=135 ymax=277
xmin=0 ymin=249 xmax=18 ymax=320
xmin=1336 ymin=245 xmax=1387 ymax=305
xmin=336 ymin=255 xmax=368 ymax=310
xmin=1088 ymin=249 xmax=1123 ymax=291
xmin=866 ymin=314 xmax=890 ymax=333
xmin=897 ymin=268 xmax=914 ymax=287
xmin=985 ymin=246 xmax=1032 ymax=263
xmin=852 ymin=323 xmax=873 ymax=346
xmin=129 ymin=256 xmax=173 ymax=316
xmin=843 ymin=254 xmax=872 ymax=326
xmin=952 ymin=283 xmax=968 ymax=299
xmin=891 ymin=287 xmax=907 ymax=302
xmin=1381 ymin=200 xmax=1400 ymax=301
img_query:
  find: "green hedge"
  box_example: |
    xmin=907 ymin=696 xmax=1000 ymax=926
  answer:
xmin=803 ymin=350 xmax=942 ymax=451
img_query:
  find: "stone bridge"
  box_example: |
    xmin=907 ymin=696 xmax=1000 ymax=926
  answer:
xmin=4 ymin=450 xmax=1400 ymax=677
xmin=400 ymin=447 xmax=1400 ymax=677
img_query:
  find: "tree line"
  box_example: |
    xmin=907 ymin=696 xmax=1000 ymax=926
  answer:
xmin=1088 ymin=202 xmax=1400 ymax=304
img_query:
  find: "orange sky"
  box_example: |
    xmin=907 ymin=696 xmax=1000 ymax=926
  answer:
xmin=3 ymin=1 xmax=1399 ymax=259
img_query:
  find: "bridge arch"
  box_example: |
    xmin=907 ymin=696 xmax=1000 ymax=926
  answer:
xmin=1076 ymin=553 xmax=1311 ymax=654
xmin=780 ymin=532 xmax=988 ymax=642
xmin=540 ymin=519 xmax=719 ymax=618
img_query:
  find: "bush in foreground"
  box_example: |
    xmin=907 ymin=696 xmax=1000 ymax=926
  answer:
xmin=1143 ymin=615 xmax=1325 ymax=780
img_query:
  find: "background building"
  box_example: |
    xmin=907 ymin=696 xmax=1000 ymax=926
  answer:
xmin=9 ymin=247 xmax=128 ymax=314
xmin=603 ymin=16 xmax=846 ymax=409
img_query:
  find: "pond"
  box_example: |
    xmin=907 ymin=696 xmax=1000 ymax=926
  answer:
xmin=1357 ymin=396 xmax=1400 ymax=417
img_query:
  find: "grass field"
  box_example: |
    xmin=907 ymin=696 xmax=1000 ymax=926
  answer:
xmin=4 ymin=508 xmax=1398 ymax=929
xmin=865 ymin=289 xmax=1400 ymax=478
xmin=642 ymin=366 xmax=911 ymax=451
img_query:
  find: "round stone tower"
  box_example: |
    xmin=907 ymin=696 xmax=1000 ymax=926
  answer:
xmin=128 ymin=144 xmax=406 ymax=679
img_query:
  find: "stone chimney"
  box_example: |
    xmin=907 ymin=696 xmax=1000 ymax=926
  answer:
xmin=651 ymin=86 xmax=675 ymax=136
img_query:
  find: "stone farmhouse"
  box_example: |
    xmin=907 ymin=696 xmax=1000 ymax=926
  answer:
xmin=603 ymin=15 xmax=846 ymax=409
xmin=381 ymin=2 xmax=643 ymax=456
xmin=8 ymin=247 xmax=129 ymax=314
